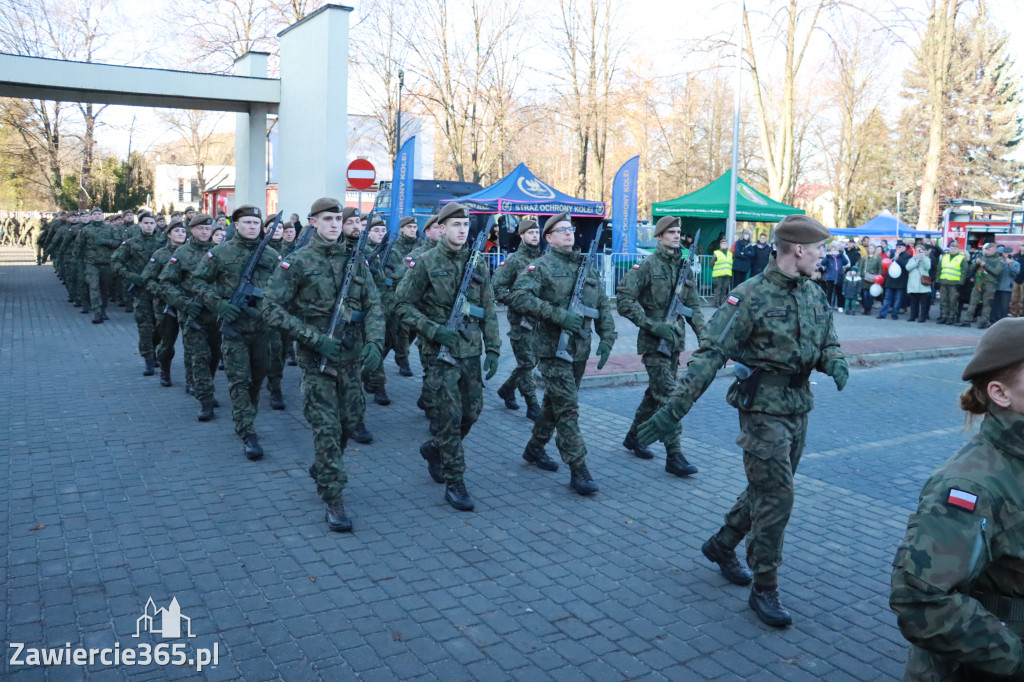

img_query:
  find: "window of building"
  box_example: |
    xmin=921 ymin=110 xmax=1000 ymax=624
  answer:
xmin=178 ymin=179 xmax=184 ymax=202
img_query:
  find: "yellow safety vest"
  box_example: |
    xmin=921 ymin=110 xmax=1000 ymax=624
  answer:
xmin=713 ymin=250 xmax=733 ymax=278
xmin=940 ymin=253 xmax=965 ymax=282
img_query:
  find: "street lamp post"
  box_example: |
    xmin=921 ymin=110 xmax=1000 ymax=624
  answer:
xmin=395 ymin=69 xmax=404 ymax=164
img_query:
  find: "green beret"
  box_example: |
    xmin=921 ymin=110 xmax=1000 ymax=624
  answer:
xmin=543 ymin=212 xmax=571 ymax=236
xmin=773 ymin=214 xmax=830 ymax=245
xmin=90 ymin=206 xmax=103 ymax=213
xmin=136 ymin=211 xmax=155 ymax=222
xmin=399 ymin=216 xmax=417 ymax=229
xmin=231 ymin=205 xmax=262 ymax=222
xmin=437 ymin=202 xmax=469 ymax=224
xmin=424 ymin=215 xmax=438 ymax=230
xmin=962 ymin=318 xmax=1024 ymax=381
xmin=517 ymin=218 xmax=538 ymax=235
xmin=309 ymin=197 xmax=343 ymax=216
xmin=184 ymin=206 xmax=196 ymax=212
xmin=166 ymin=219 xmax=185 ymax=233
xmin=369 ymin=215 xmax=386 ymax=228
xmin=342 ymin=206 xmax=361 ymax=222
xmin=653 ymin=216 xmax=680 ymax=238
xmin=188 ymin=213 xmax=214 ymax=228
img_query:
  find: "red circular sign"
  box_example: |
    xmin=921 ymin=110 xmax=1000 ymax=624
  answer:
xmin=346 ymin=159 xmax=376 ymax=191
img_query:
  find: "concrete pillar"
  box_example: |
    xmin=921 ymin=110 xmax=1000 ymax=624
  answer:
xmin=233 ymin=52 xmax=269 ymax=210
xmin=278 ymin=4 xmax=351 ymax=220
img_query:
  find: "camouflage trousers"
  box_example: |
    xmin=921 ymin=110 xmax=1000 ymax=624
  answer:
xmin=182 ymin=318 xmax=221 ymax=404
xmin=713 ymin=276 xmax=732 ymax=307
xmin=361 ymin=306 xmax=398 ymax=391
xmin=68 ymin=261 xmax=88 ymax=307
xmin=394 ymin=319 xmax=414 ymax=367
xmin=84 ymin=263 xmax=113 ymax=313
xmin=155 ymin=311 xmax=179 ymax=368
xmin=299 ymin=352 xmax=365 ymax=503
xmin=715 ymin=410 xmax=808 ymax=587
xmin=962 ymin=284 xmax=995 ymax=324
xmin=417 ymin=340 xmax=435 ymax=419
xmin=938 ymin=283 xmax=961 ymax=321
xmin=221 ymin=331 xmax=270 ymax=439
xmin=530 ymin=358 xmax=588 ymax=468
xmin=499 ymin=333 xmax=538 ymax=407
xmin=423 ymin=355 xmax=483 ymax=483
xmin=265 ymin=329 xmax=283 ymax=394
xmin=132 ymin=292 xmax=158 ymax=359
xmin=630 ymin=353 xmax=682 ymax=454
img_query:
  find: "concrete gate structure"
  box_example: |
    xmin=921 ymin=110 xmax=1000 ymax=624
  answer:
xmin=0 ymin=4 xmax=352 ymax=217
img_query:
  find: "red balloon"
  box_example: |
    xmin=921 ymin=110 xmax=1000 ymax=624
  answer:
xmin=873 ymin=274 xmax=884 ymax=285
xmin=882 ymin=257 xmax=893 ymax=270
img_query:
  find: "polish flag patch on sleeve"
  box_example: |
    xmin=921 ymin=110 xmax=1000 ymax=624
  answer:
xmin=280 ymin=261 xmax=290 ymax=270
xmin=408 ymin=260 xmax=416 ymax=268
xmin=632 ymin=263 xmax=640 ymax=270
xmin=947 ymin=488 xmax=978 ymax=512
xmin=206 ymin=251 xmax=213 ymax=258
xmin=149 ymin=258 xmax=155 ymax=262
xmin=169 ymin=257 xmax=177 ymax=263
xmin=727 ymin=295 xmax=740 ymax=305
xmin=527 ymin=265 xmax=536 ymax=271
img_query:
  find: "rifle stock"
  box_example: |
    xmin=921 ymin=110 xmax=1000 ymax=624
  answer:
xmin=219 ymin=211 xmax=282 ymax=339
xmin=554 ymin=227 xmax=603 ymax=363
xmin=438 ymin=231 xmax=488 ymax=366
xmin=319 ymin=225 xmax=372 ymax=376
xmin=656 ymin=227 xmax=701 ymax=357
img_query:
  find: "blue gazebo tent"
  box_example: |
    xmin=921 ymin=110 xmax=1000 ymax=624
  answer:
xmin=440 ymin=163 xmax=606 ymax=217
xmin=831 ymin=210 xmax=940 ymax=239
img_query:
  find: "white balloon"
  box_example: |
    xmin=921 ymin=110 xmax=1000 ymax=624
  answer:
xmin=888 ymin=262 xmax=903 ymax=278
xmin=869 ymin=283 xmax=883 ymax=297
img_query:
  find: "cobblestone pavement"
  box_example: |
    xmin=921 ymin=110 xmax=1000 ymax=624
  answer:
xmin=1 ymin=247 xmax=969 ymax=680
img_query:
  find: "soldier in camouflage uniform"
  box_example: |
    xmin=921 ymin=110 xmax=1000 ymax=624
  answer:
xmin=79 ymin=207 xmax=120 ymax=323
xmin=638 ymin=214 xmax=848 ymax=627
xmin=261 ymin=197 xmax=385 ymax=532
xmin=143 ymin=220 xmax=189 ymax=387
xmin=891 ymin=318 xmax=1024 ymax=681
xmin=390 ymin=216 xmax=422 ymax=376
xmin=41 ymin=211 xmax=66 ymax=267
xmin=260 ymin=217 xmax=287 ymax=411
xmin=111 ymin=211 xmax=163 ymax=375
xmin=396 ymin=203 xmax=500 ymax=512
xmin=361 ymin=215 xmax=394 ymax=406
xmin=28 ymin=214 xmax=45 ymax=265
xmin=66 ymin=212 xmax=92 ymax=312
xmin=616 ymin=216 xmax=705 ymax=477
xmin=157 ymin=214 xmax=222 ymax=418
xmin=193 ymin=205 xmax=280 ymax=459
xmin=959 ymin=242 xmax=1005 ymax=329
xmin=508 ymin=212 xmax=616 ymax=495
xmin=491 ymin=218 xmax=542 ymax=421
xmin=404 ymin=215 xmax=443 ymax=423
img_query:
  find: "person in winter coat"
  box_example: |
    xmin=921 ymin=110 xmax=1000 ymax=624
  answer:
xmin=860 ymin=244 xmax=882 ymax=315
xmin=906 ymin=249 xmax=932 ymax=322
xmin=991 ymin=246 xmax=1020 ymax=323
xmin=748 ymin=232 xmax=772 ymax=276
xmin=819 ymin=244 xmax=850 ymax=309
xmin=731 ymin=229 xmax=754 ymax=287
xmin=878 ymin=241 xmax=912 ymax=319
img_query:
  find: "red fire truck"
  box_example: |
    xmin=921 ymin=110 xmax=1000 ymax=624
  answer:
xmin=941 ymin=198 xmax=1023 ymax=250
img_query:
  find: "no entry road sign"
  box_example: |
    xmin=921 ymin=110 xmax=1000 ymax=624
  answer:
xmin=347 ymin=159 xmax=376 ymax=191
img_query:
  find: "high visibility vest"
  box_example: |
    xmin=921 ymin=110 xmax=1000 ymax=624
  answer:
xmin=940 ymin=253 xmax=965 ymax=282
xmin=712 ymin=250 xmax=733 ymax=277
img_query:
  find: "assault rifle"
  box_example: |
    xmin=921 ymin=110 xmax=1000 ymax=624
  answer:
xmin=656 ymin=227 xmax=701 ymax=357
xmin=318 ymin=225 xmax=372 ymax=377
xmin=378 ymin=233 xmax=400 ymax=287
xmin=438 ymin=230 xmax=488 ymax=365
xmin=367 ymin=231 xmax=390 ymax=279
xmin=555 ymin=226 xmax=603 ymax=363
xmin=219 ymin=211 xmax=282 ymax=339
xmin=293 ymin=223 xmax=315 ymax=251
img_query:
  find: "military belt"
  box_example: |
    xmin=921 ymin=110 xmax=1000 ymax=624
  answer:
xmin=972 ymin=592 xmax=1024 ymax=623
xmin=758 ymin=373 xmax=810 ymax=389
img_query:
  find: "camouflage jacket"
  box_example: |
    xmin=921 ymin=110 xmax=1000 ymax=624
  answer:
xmin=664 ymin=255 xmax=845 ymax=418
xmin=616 ymin=243 xmax=706 ymax=355
xmin=142 ymin=243 xmax=180 ymax=308
xmin=260 ymin=232 xmax=384 ymax=365
xmin=192 ymin=232 xmax=281 ymax=335
xmin=890 ymin=406 xmax=1024 ymax=681
xmin=111 ymin=233 xmax=162 ymax=284
xmin=59 ymin=223 xmax=85 ymax=261
xmin=395 ymin=238 xmax=500 ymax=360
xmin=508 ymin=245 xmax=616 ymax=362
xmin=491 ymin=241 xmax=541 ymax=340
xmin=363 ymin=242 xmax=394 ymax=313
xmin=45 ymin=221 xmax=70 ymax=256
xmin=80 ymin=220 xmax=122 ymax=265
xmin=381 ymin=233 xmax=420 ymax=291
xmin=157 ymin=238 xmax=217 ymax=325
xmin=41 ymin=219 xmax=63 ymax=254
xmin=972 ymin=255 xmax=1005 ymax=289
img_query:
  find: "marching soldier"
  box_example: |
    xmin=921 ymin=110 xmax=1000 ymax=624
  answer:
xmin=508 ymin=212 xmax=616 ymax=495
xmin=616 ymin=216 xmax=704 ymax=476
xmin=960 ymin=242 xmax=1005 ymax=329
xmin=491 ymin=218 xmax=542 ymax=420
xmin=261 ymin=217 xmax=287 ymax=410
xmin=361 ymin=215 xmax=393 ymax=406
xmin=395 ymin=203 xmax=500 ymax=512
xmin=404 ymin=215 xmax=443 ymax=425
xmin=143 ymin=219 xmax=189 ymax=387
xmin=111 ymin=211 xmax=163 ymax=375
xmin=261 ymin=197 xmax=385 ymax=532
xmin=636 ymin=214 xmax=849 ymax=628
xmin=390 ymin=215 xmax=423 ymax=376
xmin=192 ymin=205 xmax=280 ymax=459
xmin=937 ymin=240 xmax=967 ymax=325
xmin=80 ymin=207 xmax=120 ymax=323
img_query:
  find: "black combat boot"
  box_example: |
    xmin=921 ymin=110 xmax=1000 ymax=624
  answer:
xmin=143 ymin=356 xmax=156 ymax=377
xmin=569 ymin=463 xmax=599 ymax=495
xmin=374 ymin=387 xmax=391 ymax=406
xmin=269 ymin=390 xmax=286 ymax=410
xmin=522 ymin=441 xmax=559 ymax=472
xmin=701 ymin=535 xmax=753 ymax=586
xmin=285 ymin=352 xmax=297 ymax=366
xmin=525 ymin=403 xmax=541 ymax=421
xmin=398 ymin=363 xmax=413 ymax=377
xmin=936 ymin=316 xmax=946 ymax=324
xmin=419 ymin=440 xmax=445 ymax=484
xmin=92 ymin=312 xmax=103 ymax=324
xmin=444 ymin=480 xmax=475 ymax=511
xmin=665 ymin=451 xmax=698 ymax=477
xmin=352 ymin=422 xmax=373 ymax=444
xmin=749 ymin=585 xmax=792 ymax=627
xmin=197 ymin=402 xmax=215 ymax=422
xmin=325 ymin=497 xmax=353 ymax=532
xmin=160 ymin=368 xmax=172 ymax=387
xmin=416 ymin=395 xmax=428 ymax=411
xmin=80 ymin=307 xmax=90 ymax=314
xmin=497 ymin=383 xmax=520 ymax=410
xmin=623 ymin=429 xmax=656 ymax=460
xmin=243 ymin=435 xmax=264 ymax=460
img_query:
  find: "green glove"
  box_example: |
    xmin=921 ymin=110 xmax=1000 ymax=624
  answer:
xmin=596 ymin=341 xmax=612 ymax=370
xmin=183 ymin=300 xmax=202 ymax=318
xmin=649 ymin=322 xmax=677 ymax=342
xmin=483 ymin=352 xmax=499 ymax=380
xmin=556 ymin=310 xmax=583 ymax=332
xmin=313 ymin=334 xmax=344 ymax=363
xmin=433 ymin=326 xmax=461 ymax=348
xmin=360 ymin=343 xmax=382 ymax=372
xmin=828 ymin=359 xmax=849 ymax=391
xmin=218 ymin=301 xmax=242 ymax=322
xmin=637 ymin=407 xmax=677 ymax=446
xmin=130 ymin=273 xmax=146 ymax=286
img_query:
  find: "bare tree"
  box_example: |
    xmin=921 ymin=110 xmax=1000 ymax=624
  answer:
xmin=158 ymin=110 xmax=232 ymax=195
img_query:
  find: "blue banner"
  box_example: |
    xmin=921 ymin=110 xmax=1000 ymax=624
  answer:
xmin=389 ymin=136 xmax=415 ymax=235
xmin=611 ymin=156 xmax=639 ymax=253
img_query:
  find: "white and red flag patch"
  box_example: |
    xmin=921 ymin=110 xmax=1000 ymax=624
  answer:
xmin=527 ymin=265 xmax=536 ymax=271
xmin=280 ymin=261 xmax=290 ymax=270
xmin=408 ymin=260 xmax=416 ymax=268
xmin=206 ymin=251 xmax=213 ymax=258
xmin=169 ymin=257 xmax=177 ymax=263
xmin=727 ymin=295 xmax=740 ymax=306
xmin=947 ymin=488 xmax=978 ymax=512
xmin=632 ymin=264 xmax=640 ymax=269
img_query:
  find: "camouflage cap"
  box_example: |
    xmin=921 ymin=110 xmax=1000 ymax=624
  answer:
xmin=774 ymin=214 xmax=830 ymax=245
xmin=310 ymin=197 xmax=343 ymax=216
xmin=399 ymin=216 xmax=417 ymax=229
xmin=231 ymin=205 xmax=262 ymax=222
xmin=437 ymin=202 xmax=469 ymax=224
xmin=517 ymin=218 xmax=538 ymax=235
xmin=188 ymin=213 xmax=214 ymax=228
xmin=653 ymin=216 xmax=681 ymax=238
xmin=962 ymin=318 xmax=1024 ymax=381
xmin=543 ymin=212 xmax=571 ymax=236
